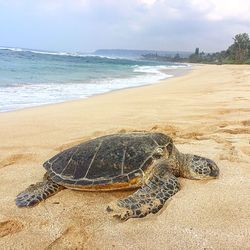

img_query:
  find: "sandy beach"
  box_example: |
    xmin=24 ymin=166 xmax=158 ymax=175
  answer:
xmin=0 ymin=64 xmax=249 ymax=249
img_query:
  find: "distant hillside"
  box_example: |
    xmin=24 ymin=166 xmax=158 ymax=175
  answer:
xmin=94 ymin=49 xmax=192 ymax=58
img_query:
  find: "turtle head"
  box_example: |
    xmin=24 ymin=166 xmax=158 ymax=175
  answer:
xmin=183 ymin=155 xmax=219 ymax=180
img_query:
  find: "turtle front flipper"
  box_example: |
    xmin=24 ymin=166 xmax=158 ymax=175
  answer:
xmin=107 ymin=162 xmax=180 ymax=221
xmin=15 ymin=180 xmax=64 ymax=207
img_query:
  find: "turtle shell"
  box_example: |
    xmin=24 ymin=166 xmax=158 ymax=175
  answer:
xmin=43 ymin=132 xmax=173 ymax=190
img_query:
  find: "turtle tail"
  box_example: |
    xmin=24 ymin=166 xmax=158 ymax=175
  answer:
xmin=15 ymin=180 xmax=64 ymax=207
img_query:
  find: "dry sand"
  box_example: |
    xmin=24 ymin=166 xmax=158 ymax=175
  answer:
xmin=0 ymin=64 xmax=249 ymax=249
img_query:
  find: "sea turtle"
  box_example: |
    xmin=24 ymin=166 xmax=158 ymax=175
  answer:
xmin=16 ymin=132 xmax=219 ymax=220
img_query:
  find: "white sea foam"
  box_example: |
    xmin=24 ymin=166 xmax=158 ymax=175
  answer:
xmin=0 ymin=46 xmax=119 ymax=60
xmin=0 ymin=47 xmax=190 ymax=112
xmin=133 ymin=64 xmax=190 ymax=73
xmin=0 ymin=65 xmax=177 ymax=112
xmin=0 ymin=47 xmax=24 ymax=52
xmin=0 ymin=46 xmax=75 ymax=56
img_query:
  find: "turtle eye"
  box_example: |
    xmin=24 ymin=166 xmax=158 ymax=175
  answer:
xmin=193 ymin=157 xmax=219 ymax=178
xmin=208 ymin=162 xmax=220 ymax=177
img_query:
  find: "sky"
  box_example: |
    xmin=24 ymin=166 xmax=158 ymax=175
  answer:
xmin=0 ymin=0 xmax=250 ymax=53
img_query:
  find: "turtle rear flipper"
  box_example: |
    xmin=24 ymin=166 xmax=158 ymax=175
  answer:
xmin=15 ymin=180 xmax=64 ymax=207
xmin=107 ymin=162 xmax=180 ymax=220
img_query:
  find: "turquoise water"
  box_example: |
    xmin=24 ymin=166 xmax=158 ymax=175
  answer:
xmin=0 ymin=47 xmax=188 ymax=112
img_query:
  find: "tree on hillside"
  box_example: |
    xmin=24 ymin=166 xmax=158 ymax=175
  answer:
xmin=195 ymin=48 xmax=199 ymax=55
xmin=189 ymin=32 xmax=250 ymax=64
xmin=228 ymin=33 xmax=250 ymax=63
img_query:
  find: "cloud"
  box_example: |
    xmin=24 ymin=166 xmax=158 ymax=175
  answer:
xmin=2 ymin=0 xmax=250 ymax=21
xmin=190 ymin=0 xmax=250 ymax=21
xmin=0 ymin=0 xmax=249 ymax=51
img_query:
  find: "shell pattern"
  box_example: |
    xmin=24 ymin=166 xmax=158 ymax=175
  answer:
xmin=43 ymin=133 xmax=173 ymax=188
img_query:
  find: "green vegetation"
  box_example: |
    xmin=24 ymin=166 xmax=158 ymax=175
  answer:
xmin=189 ymin=33 xmax=250 ymax=64
xmin=141 ymin=33 xmax=250 ymax=64
xmin=141 ymin=52 xmax=188 ymax=62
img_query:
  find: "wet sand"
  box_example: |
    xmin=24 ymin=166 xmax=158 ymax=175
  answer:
xmin=0 ymin=64 xmax=250 ymax=249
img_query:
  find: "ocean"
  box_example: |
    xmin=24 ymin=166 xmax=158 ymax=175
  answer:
xmin=0 ymin=47 xmax=189 ymax=112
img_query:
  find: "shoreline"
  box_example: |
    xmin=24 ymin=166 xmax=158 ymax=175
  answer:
xmin=0 ymin=64 xmax=191 ymax=114
xmin=0 ymin=64 xmax=249 ymax=249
